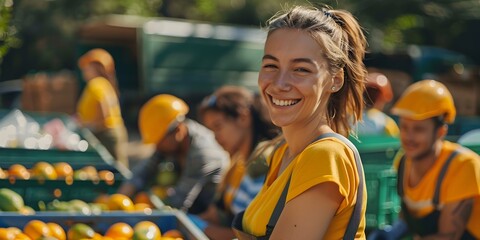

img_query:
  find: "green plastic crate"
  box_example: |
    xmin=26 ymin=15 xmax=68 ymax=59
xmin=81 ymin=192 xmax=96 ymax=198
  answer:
xmin=464 ymin=142 xmax=480 ymax=155
xmin=0 ymin=109 xmax=132 ymax=210
xmin=350 ymin=135 xmax=401 ymax=165
xmin=0 ymin=210 xmax=208 ymax=240
xmin=0 ymin=178 xmax=122 ymax=210
xmin=364 ymin=165 xmax=401 ymax=230
xmin=0 ymin=128 xmax=130 ymax=178
xmin=0 ymin=109 xmax=131 ymax=178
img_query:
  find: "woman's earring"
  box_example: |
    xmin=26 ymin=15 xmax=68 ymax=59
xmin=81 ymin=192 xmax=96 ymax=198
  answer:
xmin=331 ymin=86 xmax=336 ymax=91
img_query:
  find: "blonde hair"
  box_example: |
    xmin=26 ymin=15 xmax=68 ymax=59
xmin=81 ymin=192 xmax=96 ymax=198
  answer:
xmin=266 ymin=5 xmax=367 ymax=136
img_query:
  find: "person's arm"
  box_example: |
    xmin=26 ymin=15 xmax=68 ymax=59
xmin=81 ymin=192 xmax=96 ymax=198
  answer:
xmin=199 ymin=204 xmax=221 ymax=224
xmin=164 ymin=154 xmax=224 ymax=211
xmin=81 ymin=101 xmax=105 ymax=131
xmin=116 ymin=182 xmax=137 ymax=197
xmin=204 ymin=224 xmax=236 ymax=239
xmin=415 ymin=198 xmax=473 ymax=240
xmin=97 ymin=90 xmax=119 ymax=122
xmin=117 ymin=153 xmax=160 ymax=197
xmin=270 ymin=182 xmax=343 ymax=239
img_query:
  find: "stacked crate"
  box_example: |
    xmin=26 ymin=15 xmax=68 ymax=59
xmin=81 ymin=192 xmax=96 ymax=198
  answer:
xmin=21 ymin=70 xmax=78 ymax=115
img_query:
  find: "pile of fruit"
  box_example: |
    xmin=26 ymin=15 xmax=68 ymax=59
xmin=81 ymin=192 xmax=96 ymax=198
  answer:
xmin=0 ymin=162 xmax=115 ymax=183
xmin=0 ymin=219 xmax=185 ymax=240
xmin=0 ymin=189 xmax=156 ymax=215
xmin=45 ymin=192 xmax=155 ymax=213
xmin=0 ymin=188 xmax=34 ymax=214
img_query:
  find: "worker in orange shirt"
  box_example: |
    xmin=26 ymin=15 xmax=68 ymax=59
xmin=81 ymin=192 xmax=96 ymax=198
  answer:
xmin=370 ymin=79 xmax=480 ymax=239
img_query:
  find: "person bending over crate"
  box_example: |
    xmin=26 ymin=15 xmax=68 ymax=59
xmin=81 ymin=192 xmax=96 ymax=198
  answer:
xmin=117 ymin=94 xmax=229 ymax=214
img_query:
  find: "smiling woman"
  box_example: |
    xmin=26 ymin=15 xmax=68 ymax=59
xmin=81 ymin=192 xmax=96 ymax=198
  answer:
xmin=232 ymin=4 xmax=368 ymax=240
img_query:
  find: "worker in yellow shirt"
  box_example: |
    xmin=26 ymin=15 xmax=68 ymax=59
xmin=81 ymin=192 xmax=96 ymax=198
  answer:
xmin=232 ymin=5 xmax=367 ymax=239
xmin=76 ymin=48 xmax=129 ymax=168
xmin=356 ymin=72 xmax=399 ymax=137
xmin=373 ymin=80 xmax=480 ymax=239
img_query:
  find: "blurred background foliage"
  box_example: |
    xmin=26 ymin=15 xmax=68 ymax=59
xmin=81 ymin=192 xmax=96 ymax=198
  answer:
xmin=1 ymin=0 xmax=480 ymax=80
xmin=0 ymin=0 xmax=19 ymax=64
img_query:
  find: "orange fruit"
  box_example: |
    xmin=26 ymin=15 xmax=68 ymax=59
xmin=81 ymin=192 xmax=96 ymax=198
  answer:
xmin=23 ymin=220 xmax=51 ymax=240
xmin=133 ymin=192 xmax=153 ymax=207
xmin=67 ymin=223 xmax=95 ymax=240
xmin=32 ymin=162 xmax=57 ymax=180
xmin=107 ymin=194 xmax=135 ymax=211
xmin=98 ymin=170 xmax=115 ymax=184
xmin=0 ymin=227 xmax=17 ymax=240
xmin=53 ymin=162 xmax=74 ymax=178
xmin=8 ymin=164 xmax=30 ymax=179
xmin=47 ymin=222 xmax=66 ymax=240
xmin=104 ymin=222 xmax=134 ymax=239
xmin=73 ymin=169 xmax=89 ymax=180
xmin=80 ymin=166 xmax=98 ymax=180
xmin=92 ymin=232 xmax=104 ymax=239
xmin=12 ymin=233 xmax=31 ymax=240
xmin=134 ymin=203 xmax=152 ymax=212
xmin=162 ymin=229 xmax=184 ymax=239
xmin=132 ymin=221 xmax=161 ymax=240
xmin=0 ymin=228 xmax=31 ymax=240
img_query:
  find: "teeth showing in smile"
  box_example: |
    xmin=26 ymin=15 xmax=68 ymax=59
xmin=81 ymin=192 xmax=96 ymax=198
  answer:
xmin=272 ymin=98 xmax=299 ymax=106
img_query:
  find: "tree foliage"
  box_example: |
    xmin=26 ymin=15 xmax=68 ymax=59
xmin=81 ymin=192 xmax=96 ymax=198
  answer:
xmin=350 ymin=0 xmax=480 ymax=55
xmin=0 ymin=0 xmax=20 ymax=64
xmin=2 ymin=0 xmax=480 ymax=81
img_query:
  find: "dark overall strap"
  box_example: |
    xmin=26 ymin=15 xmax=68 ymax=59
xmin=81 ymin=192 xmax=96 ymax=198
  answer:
xmin=397 ymin=155 xmax=406 ymax=197
xmin=433 ymin=150 xmax=460 ymax=207
xmin=265 ymin=133 xmax=364 ymax=239
xmin=328 ymin=133 xmax=365 ymax=240
xmin=397 ymin=149 xmax=461 ymax=237
xmin=265 ymin=173 xmax=292 ymax=236
xmin=397 ymin=150 xmax=460 ymax=208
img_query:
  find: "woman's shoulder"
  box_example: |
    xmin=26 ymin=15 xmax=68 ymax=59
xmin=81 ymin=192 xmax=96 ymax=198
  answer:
xmin=304 ymin=137 xmax=353 ymax=157
xmin=294 ymin=137 xmax=357 ymax=172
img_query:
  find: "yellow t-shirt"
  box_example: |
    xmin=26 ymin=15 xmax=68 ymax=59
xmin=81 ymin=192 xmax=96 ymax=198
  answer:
xmin=243 ymin=137 xmax=367 ymax=239
xmin=77 ymin=77 xmax=123 ymax=130
xmin=396 ymin=141 xmax=480 ymax=238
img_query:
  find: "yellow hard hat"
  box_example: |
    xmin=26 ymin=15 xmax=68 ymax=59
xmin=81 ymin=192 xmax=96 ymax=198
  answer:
xmin=139 ymin=94 xmax=189 ymax=144
xmin=391 ymin=80 xmax=456 ymax=124
xmin=78 ymin=48 xmax=115 ymax=74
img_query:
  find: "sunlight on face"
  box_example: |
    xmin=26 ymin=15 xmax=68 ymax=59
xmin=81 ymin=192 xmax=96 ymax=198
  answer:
xmin=258 ymin=29 xmax=332 ymax=128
